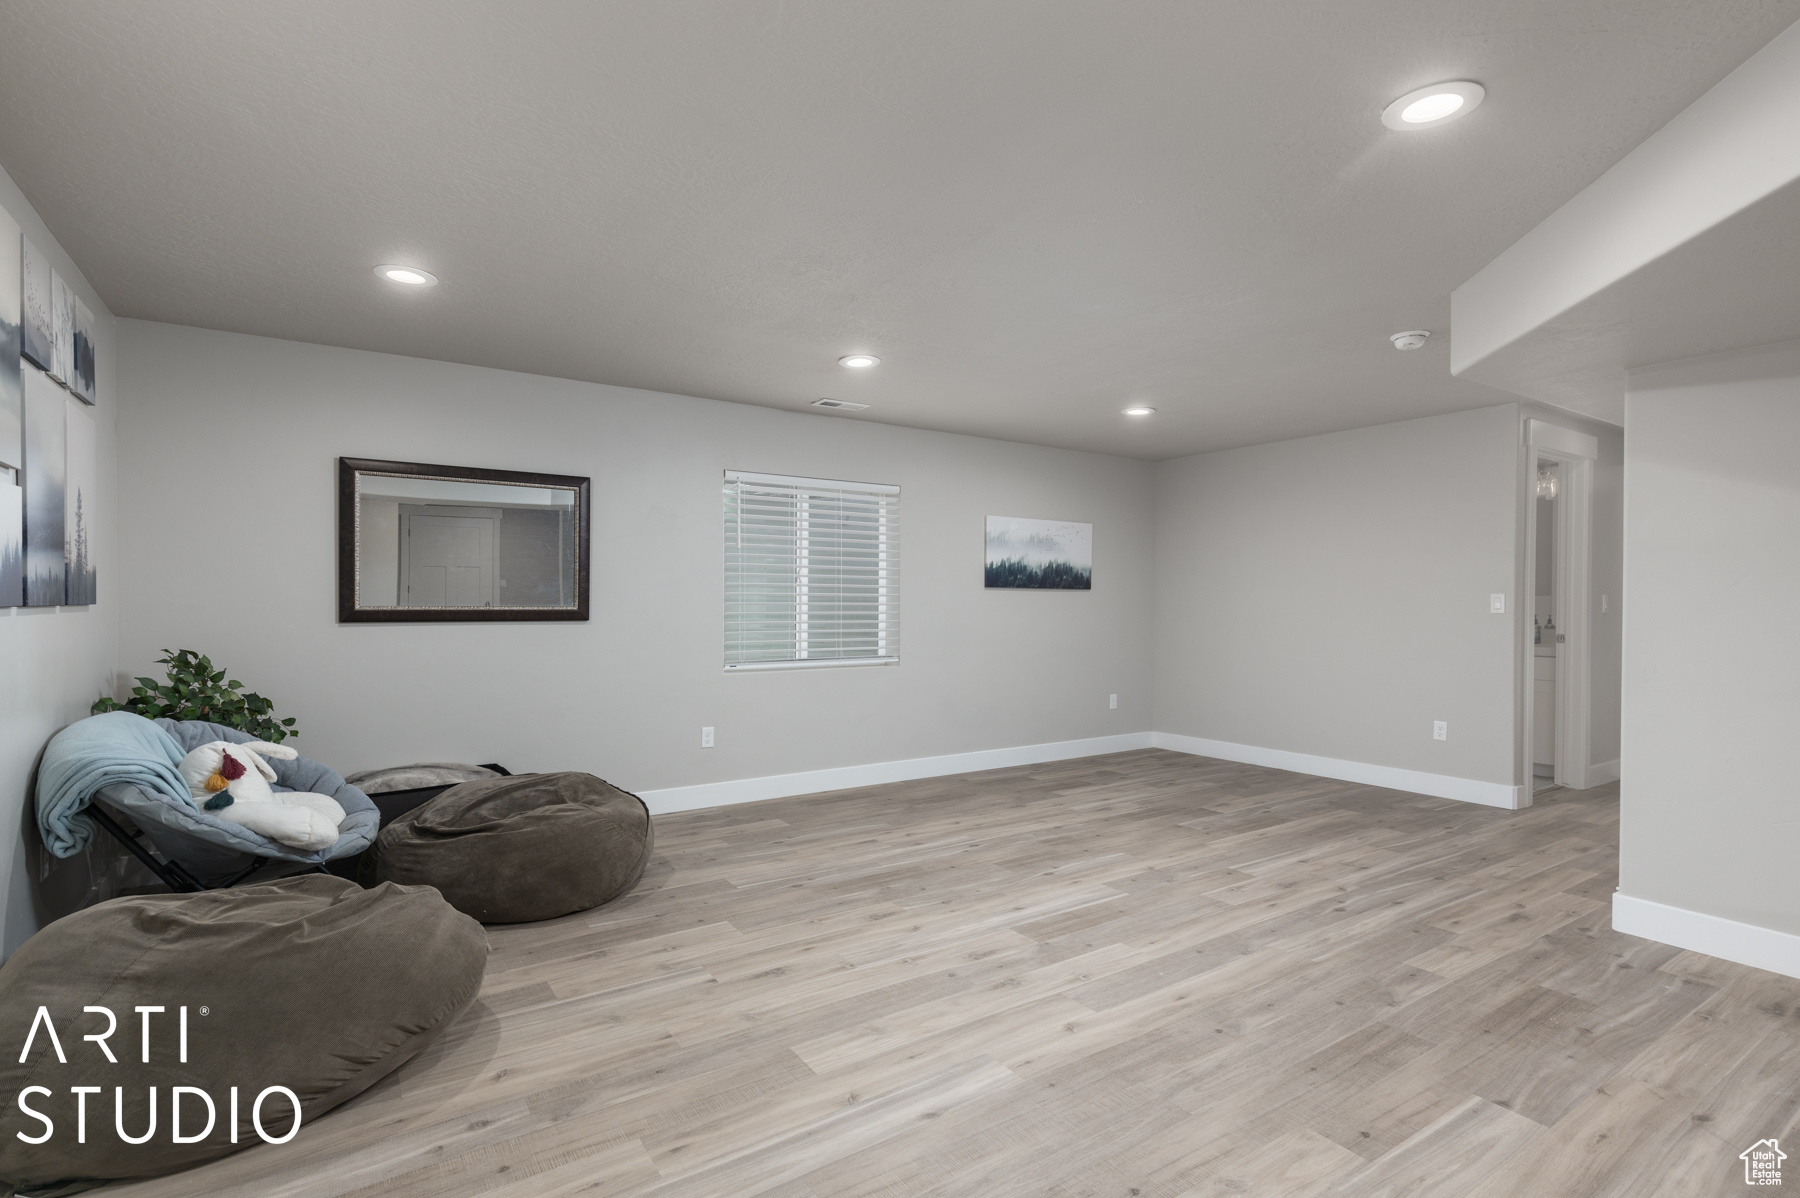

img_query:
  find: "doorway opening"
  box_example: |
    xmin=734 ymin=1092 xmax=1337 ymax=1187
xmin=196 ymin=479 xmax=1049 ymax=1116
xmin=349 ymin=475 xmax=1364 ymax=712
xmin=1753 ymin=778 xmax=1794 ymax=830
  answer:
xmin=1532 ymin=461 xmax=1561 ymax=793
xmin=1521 ymin=420 xmax=1597 ymax=799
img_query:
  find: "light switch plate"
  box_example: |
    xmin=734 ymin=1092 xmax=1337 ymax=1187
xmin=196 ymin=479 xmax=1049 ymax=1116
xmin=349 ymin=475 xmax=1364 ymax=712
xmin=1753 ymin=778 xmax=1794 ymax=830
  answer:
xmin=1490 ymin=593 xmax=1505 ymax=614
xmin=1109 ymin=694 xmax=1118 ymax=710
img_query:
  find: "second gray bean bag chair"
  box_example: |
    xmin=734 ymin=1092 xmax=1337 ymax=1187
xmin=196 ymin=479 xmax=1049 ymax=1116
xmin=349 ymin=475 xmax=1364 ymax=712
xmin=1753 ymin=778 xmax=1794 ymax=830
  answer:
xmin=0 ymin=874 xmax=487 ymax=1193
xmin=344 ymin=762 xmax=501 ymax=794
xmin=365 ymin=772 xmax=654 ymax=923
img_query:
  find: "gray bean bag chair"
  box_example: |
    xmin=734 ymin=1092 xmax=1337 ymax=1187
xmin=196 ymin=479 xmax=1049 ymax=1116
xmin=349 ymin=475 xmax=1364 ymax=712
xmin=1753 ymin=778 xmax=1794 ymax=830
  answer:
xmin=95 ymin=720 xmax=377 ymax=885
xmin=344 ymin=763 xmax=500 ymax=794
xmin=365 ymin=772 xmax=653 ymax=924
xmin=0 ymin=874 xmax=486 ymax=1194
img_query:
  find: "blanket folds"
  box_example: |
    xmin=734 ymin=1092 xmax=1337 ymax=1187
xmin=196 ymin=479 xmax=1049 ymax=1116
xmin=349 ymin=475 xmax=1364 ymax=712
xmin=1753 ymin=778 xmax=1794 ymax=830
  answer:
xmin=35 ymin=711 xmax=191 ymax=858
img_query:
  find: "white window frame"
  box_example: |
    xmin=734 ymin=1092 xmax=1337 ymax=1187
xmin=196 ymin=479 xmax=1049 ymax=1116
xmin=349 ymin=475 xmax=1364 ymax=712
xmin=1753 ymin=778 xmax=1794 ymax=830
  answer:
xmin=724 ymin=470 xmax=899 ymax=671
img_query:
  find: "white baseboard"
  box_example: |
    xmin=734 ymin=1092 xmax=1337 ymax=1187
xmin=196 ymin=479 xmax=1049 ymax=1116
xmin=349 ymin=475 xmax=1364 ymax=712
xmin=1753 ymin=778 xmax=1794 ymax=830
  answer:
xmin=1613 ymin=892 xmax=1800 ymax=981
xmin=635 ymin=729 xmax=1526 ymax=817
xmin=635 ymin=732 xmax=1156 ymax=815
xmin=1589 ymin=758 xmax=1620 ymax=784
xmin=1150 ymin=731 xmax=1526 ymax=810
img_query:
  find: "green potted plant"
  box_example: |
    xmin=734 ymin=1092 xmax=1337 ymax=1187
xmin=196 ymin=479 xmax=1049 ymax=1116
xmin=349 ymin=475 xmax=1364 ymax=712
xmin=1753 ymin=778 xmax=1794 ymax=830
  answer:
xmin=92 ymin=649 xmax=299 ymax=743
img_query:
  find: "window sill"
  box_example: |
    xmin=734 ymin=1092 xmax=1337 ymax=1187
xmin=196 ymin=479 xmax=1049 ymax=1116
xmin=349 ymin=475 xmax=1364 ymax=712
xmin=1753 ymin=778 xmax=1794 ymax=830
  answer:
xmin=724 ymin=656 xmax=899 ymax=672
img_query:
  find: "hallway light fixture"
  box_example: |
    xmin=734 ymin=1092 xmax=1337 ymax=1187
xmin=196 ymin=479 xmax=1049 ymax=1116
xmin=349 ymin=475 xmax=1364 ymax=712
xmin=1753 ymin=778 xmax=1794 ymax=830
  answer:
xmin=1382 ymin=81 xmax=1485 ymax=131
xmin=376 ymin=265 xmax=438 ymax=286
xmin=1390 ymin=330 xmax=1431 ymax=350
xmin=1122 ymin=405 xmax=1156 ymax=417
xmin=839 ymin=354 xmax=880 ymax=368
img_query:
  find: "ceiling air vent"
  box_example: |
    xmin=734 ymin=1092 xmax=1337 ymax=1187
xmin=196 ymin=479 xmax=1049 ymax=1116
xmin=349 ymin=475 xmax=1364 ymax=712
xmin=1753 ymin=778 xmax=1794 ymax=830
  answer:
xmin=811 ymin=398 xmax=870 ymax=411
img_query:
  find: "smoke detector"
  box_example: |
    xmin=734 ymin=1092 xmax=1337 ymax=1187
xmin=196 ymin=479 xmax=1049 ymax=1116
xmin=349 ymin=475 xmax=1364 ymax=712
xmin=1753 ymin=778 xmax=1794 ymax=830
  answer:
xmin=1390 ymin=330 xmax=1431 ymax=351
xmin=812 ymin=397 xmax=870 ymax=411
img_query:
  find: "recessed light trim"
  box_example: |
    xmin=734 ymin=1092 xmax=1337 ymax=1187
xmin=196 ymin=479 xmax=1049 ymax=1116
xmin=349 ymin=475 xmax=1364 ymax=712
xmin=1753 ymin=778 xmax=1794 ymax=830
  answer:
xmin=376 ymin=265 xmax=438 ymax=286
xmin=838 ymin=354 xmax=880 ymax=369
xmin=1382 ymin=81 xmax=1485 ymax=131
xmin=812 ymin=398 xmax=871 ymax=411
xmin=1123 ymin=405 xmax=1156 ymax=417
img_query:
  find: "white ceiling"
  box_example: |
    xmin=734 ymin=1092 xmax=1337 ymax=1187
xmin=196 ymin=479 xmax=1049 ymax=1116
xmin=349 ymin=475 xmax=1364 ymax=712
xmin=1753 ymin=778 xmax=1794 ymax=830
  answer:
xmin=1451 ymin=20 xmax=1800 ymax=424
xmin=0 ymin=1 xmax=1791 ymax=459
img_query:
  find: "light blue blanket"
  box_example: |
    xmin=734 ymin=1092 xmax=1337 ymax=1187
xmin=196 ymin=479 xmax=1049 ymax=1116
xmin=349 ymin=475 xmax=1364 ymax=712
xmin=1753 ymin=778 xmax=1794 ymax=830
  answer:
xmin=36 ymin=711 xmax=192 ymax=858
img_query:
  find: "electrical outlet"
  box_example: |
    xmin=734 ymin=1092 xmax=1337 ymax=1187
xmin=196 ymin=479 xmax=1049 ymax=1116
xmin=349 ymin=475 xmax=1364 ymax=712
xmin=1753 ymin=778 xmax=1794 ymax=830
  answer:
xmin=1109 ymin=694 xmax=1118 ymax=710
xmin=1490 ymin=593 xmax=1505 ymax=614
xmin=1433 ymin=721 xmax=1447 ymax=742
xmin=700 ymin=726 xmax=714 ymax=748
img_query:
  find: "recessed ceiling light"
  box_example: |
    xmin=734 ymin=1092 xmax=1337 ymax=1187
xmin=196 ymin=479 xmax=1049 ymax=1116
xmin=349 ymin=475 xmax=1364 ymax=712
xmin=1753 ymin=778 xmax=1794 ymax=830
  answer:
xmin=376 ymin=265 xmax=438 ymax=286
xmin=1123 ymin=405 xmax=1156 ymax=417
xmin=838 ymin=354 xmax=880 ymax=368
xmin=812 ymin=398 xmax=870 ymax=411
xmin=1382 ymin=81 xmax=1485 ymax=131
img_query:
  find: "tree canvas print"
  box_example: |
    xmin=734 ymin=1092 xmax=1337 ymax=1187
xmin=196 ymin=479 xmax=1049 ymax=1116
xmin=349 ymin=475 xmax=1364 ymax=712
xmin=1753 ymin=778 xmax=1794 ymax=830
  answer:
xmin=985 ymin=516 xmax=1092 ymax=589
xmin=21 ymin=236 xmax=53 ymax=372
xmin=50 ymin=271 xmax=71 ymax=385
xmin=0 ymin=481 xmax=20 ymax=606
xmin=0 ymin=207 xmax=20 ymax=475
xmin=72 ymin=297 xmax=97 ymax=403
xmin=64 ymin=395 xmax=96 ymax=604
xmin=22 ymin=365 xmax=65 ymax=606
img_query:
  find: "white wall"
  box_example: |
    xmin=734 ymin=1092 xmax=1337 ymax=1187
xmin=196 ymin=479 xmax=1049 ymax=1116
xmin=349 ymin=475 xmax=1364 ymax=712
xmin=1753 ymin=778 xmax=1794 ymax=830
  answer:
xmin=1619 ymin=340 xmax=1800 ymax=935
xmin=1575 ymin=413 xmax=1624 ymax=772
xmin=0 ymin=166 xmax=118 ymax=956
xmin=115 ymin=322 xmax=1154 ymax=796
xmin=1151 ymin=406 xmax=1523 ymax=794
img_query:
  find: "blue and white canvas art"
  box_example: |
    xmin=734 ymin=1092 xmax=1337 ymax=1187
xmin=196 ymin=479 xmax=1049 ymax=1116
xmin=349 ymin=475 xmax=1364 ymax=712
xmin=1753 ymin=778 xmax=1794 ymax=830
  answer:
xmin=21 ymin=236 xmax=53 ymax=372
xmin=50 ymin=270 xmax=71 ymax=385
xmin=71 ymin=296 xmax=96 ymax=404
xmin=0 ymin=480 xmax=20 ymax=606
xmin=984 ymin=515 xmax=1092 ymax=590
xmin=0 ymin=207 xmax=20 ymax=476
xmin=23 ymin=364 xmax=65 ymax=606
xmin=64 ymin=395 xmax=96 ymax=604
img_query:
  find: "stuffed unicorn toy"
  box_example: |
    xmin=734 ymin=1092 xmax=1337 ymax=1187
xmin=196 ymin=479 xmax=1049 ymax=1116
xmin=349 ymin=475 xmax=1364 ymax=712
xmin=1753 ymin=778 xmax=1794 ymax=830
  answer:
xmin=176 ymin=740 xmax=345 ymax=851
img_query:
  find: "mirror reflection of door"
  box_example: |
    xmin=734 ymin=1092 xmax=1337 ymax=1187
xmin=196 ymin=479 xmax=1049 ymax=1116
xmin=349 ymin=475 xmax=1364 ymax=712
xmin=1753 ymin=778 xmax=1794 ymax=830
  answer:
xmin=341 ymin=459 xmax=589 ymax=622
xmin=399 ymin=504 xmax=500 ymax=606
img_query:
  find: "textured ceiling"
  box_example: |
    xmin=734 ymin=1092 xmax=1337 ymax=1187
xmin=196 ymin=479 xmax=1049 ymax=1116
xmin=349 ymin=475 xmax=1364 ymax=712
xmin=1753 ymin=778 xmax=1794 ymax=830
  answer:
xmin=0 ymin=1 xmax=1791 ymax=458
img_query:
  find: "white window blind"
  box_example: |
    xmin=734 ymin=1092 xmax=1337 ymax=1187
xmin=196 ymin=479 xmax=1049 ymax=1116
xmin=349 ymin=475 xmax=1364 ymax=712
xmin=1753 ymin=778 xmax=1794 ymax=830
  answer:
xmin=724 ymin=471 xmax=898 ymax=669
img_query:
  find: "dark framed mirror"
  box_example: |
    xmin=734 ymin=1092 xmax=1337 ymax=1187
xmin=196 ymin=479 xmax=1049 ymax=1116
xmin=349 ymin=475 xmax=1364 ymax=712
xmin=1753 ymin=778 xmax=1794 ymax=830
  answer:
xmin=338 ymin=457 xmax=590 ymax=622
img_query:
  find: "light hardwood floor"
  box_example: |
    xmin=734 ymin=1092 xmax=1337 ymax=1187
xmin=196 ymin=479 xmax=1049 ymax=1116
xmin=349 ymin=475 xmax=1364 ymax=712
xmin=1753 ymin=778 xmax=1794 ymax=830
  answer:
xmin=109 ymin=749 xmax=1800 ymax=1197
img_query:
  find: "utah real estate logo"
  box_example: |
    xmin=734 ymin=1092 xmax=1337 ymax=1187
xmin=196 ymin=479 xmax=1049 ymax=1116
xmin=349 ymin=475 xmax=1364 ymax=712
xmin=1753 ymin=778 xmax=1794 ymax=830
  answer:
xmin=1742 ymin=1138 xmax=1785 ymax=1186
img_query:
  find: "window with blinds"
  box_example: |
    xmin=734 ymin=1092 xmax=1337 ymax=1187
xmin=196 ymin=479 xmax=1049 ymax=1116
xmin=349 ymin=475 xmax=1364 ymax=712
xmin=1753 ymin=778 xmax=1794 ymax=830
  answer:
xmin=724 ymin=471 xmax=898 ymax=669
